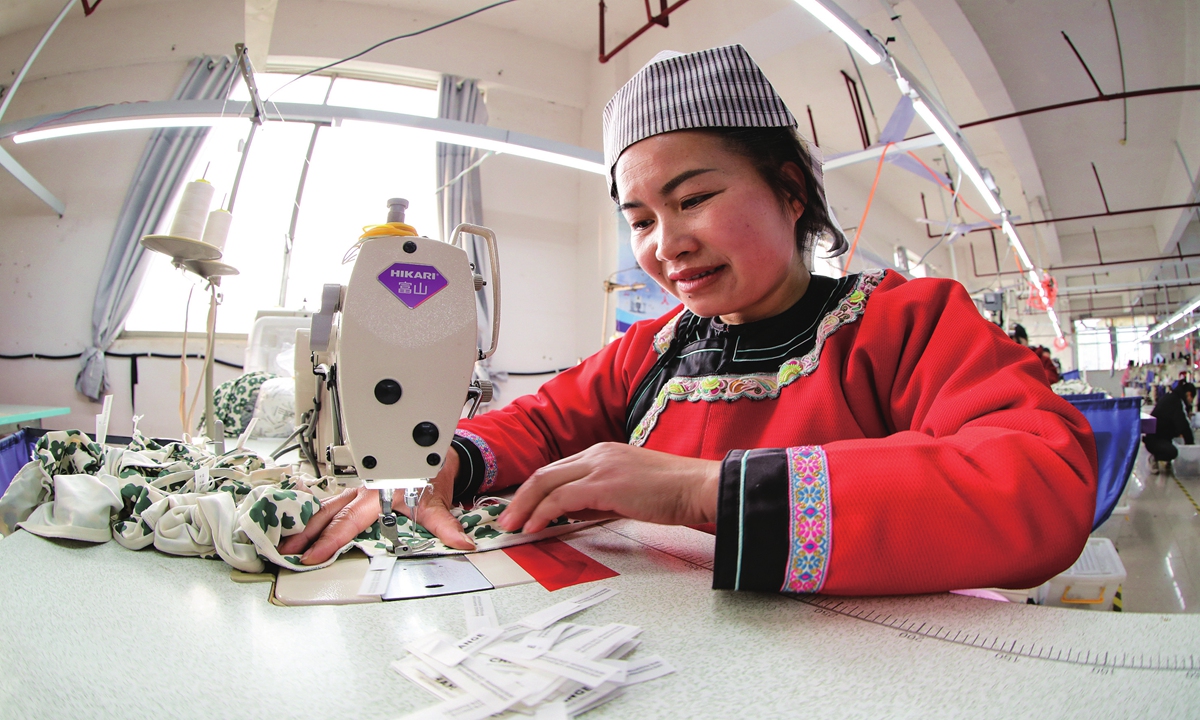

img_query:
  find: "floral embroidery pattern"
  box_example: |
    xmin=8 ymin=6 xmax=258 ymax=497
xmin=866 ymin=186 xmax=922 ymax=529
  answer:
xmin=629 ymin=270 xmax=885 ymax=447
xmin=653 ymin=313 xmax=683 ymax=356
xmin=455 ymin=430 xmax=498 ymax=492
xmin=782 ymin=446 xmax=830 ymax=593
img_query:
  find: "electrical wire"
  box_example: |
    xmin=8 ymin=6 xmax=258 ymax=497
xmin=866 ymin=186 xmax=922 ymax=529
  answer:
xmin=913 ymin=168 xmax=962 ymax=269
xmin=905 ymin=151 xmax=1000 ymax=230
xmin=842 ymin=142 xmax=893 ymax=274
xmin=265 ymin=0 xmax=522 ymax=103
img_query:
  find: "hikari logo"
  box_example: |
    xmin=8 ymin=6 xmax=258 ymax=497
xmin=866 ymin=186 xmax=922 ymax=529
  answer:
xmin=378 ymin=263 xmax=448 ymax=308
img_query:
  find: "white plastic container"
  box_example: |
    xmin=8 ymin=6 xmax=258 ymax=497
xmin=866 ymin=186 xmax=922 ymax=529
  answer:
xmin=1032 ymin=537 xmax=1125 ymax=611
xmin=1174 ymin=443 xmax=1200 ymax=479
xmin=244 ymin=311 xmax=312 ymax=377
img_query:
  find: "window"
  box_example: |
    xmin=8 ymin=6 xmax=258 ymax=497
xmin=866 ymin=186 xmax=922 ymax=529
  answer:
xmin=125 ymin=73 xmax=439 ymax=333
xmin=1073 ymin=318 xmax=1151 ymax=372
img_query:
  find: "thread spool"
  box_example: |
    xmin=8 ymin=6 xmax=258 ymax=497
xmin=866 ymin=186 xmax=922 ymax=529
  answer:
xmin=201 ymin=209 xmax=233 ymax=251
xmin=169 ymin=180 xmax=215 ymax=241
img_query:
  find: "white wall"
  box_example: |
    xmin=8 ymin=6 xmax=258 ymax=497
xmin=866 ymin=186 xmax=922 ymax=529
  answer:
xmin=0 ymin=0 xmax=610 ymax=437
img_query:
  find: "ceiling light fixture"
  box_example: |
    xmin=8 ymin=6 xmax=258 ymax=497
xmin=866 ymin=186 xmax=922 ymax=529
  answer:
xmin=13 ymin=117 xmax=248 ymax=143
xmin=1142 ymin=293 xmax=1200 ymax=342
xmin=909 ymin=96 xmax=1003 ymax=215
xmin=5 ymin=101 xmax=607 ymax=176
xmin=792 ymin=0 xmax=884 ymax=65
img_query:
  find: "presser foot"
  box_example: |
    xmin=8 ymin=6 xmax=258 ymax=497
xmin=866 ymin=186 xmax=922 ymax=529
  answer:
xmin=379 ymin=512 xmax=437 ymax=555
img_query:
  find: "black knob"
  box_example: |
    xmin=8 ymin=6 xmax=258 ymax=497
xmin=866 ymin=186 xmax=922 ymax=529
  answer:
xmin=362 ymin=455 xmax=377 ymax=469
xmin=403 ymin=240 xmax=417 ymax=254
xmin=412 ymin=422 xmax=439 ymax=447
xmin=426 ymin=453 xmax=441 ymax=466
xmin=374 ymin=379 xmax=402 ymax=405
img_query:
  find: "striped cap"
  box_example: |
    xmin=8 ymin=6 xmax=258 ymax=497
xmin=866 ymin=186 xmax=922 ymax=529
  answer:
xmin=602 ymin=45 xmax=797 ymax=174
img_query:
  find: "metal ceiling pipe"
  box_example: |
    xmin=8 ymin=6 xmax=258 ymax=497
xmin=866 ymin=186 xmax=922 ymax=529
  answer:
xmin=599 ymin=0 xmax=695 ymax=63
xmin=971 ymin=230 xmax=1200 ymax=278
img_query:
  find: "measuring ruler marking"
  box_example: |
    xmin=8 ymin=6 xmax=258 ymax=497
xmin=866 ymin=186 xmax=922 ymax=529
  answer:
xmin=595 ymin=522 xmax=1198 ymax=674
xmin=797 ymin=595 xmax=1197 ymax=672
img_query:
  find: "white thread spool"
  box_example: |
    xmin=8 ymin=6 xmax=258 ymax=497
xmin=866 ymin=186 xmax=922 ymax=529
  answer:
xmin=169 ymin=180 xmax=215 ymax=240
xmin=201 ymin=209 xmax=233 ymax=252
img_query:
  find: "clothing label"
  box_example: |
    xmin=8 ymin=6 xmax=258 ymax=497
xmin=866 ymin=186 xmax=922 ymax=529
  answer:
xmin=398 ymin=694 xmax=493 ymax=720
xmin=555 ymin=623 xmax=642 ymax=660
xmin=193 ymin=466 xmax=213 ymax=494
xmin=358 ymin=555 xmax=397 ymax=597
xmin=612 ymin=655 xmax=676 ymax=686
xmin=481 ymin=646 xmax=623 ymax=689
xmin=405 ymin=637 xmax=526 ymax=715
xmin=563 ymin=683 xmax=626 ymax=716
xmin=517 ymin=586 xmax=618 ymax=630
xmin=453 ymin=625 xmax=508 ymax=657
xmin=522 ymin=623 xmax=575 ymax=654
xmin=532 ymin=701 xmax=570 ymax=720
xmin=412 ymin=634 xmax=469 ymax=667
xmin=463 ymin=594 xmax=498 ymax=633
xmin=391 ymin=657 xmax=463 ymax=701
xmin=379 ymin=262 xmax=449 ymax=309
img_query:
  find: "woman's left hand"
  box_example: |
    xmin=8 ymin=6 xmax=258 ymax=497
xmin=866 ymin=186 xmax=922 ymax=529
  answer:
xmin=497 ymin=443 xmax=720 ymax=534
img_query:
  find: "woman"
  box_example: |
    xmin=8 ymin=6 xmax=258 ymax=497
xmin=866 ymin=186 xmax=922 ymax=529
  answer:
xmin=281 ymin=46 xmax=1097 ymax=595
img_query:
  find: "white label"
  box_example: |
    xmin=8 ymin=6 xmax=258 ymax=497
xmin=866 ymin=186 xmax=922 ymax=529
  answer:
xmin=614 ymin=655 xmax=675 ymax=686
xmin=194 ymin=466 xmax=212 ymax=494
xmin=522 ymin=623 xmax=574 ymax=654
xmin=398 ymin=694 xmax=494 ymax=720
xmin=391 ymin=657 xmax=462 ymax=701
xmin=517 ymin=587 xmax=618 ymax=630
xmin=357 ymin=555 xmax=397 ymax=597
xmin=406 ymin=635 xmax=529 ymax=714
xmin=555 ymin=623 xmax=642 ymax=660
xmin=481 ymin=646 xmax=622 ymax=689
xmin=463 ymin=594 xmax=498 ymax=633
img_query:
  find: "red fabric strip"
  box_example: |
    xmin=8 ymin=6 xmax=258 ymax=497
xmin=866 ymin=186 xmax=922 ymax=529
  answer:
xmin=502 ymin=538 xmax=618 ymax=592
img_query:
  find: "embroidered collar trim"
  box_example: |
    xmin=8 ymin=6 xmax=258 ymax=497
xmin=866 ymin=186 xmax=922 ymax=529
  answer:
xmin=630 ymin=270 xmax=885 ymax=447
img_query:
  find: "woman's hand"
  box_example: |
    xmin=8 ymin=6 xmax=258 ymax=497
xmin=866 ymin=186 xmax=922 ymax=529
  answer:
xmin=497 ymin=443 xmax=720 ymax=534
xmin=277 ymin=451 xmax=473 ymax=565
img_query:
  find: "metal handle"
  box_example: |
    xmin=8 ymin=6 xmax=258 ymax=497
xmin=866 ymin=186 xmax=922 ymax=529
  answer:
xmin=451 ymin=223 xmax=501 ymax=360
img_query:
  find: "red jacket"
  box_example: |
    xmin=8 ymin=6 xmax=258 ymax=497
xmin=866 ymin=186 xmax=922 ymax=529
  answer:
xmin=453 ymin=271 xmax=1097 ymax=595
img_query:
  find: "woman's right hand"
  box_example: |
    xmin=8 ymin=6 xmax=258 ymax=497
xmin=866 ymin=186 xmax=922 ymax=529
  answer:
xmin=277 ymin=450 xmax=473 ymax=565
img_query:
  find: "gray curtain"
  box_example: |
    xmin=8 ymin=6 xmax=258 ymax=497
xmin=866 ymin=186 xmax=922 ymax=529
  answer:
xmin=436 ymin=76 xmax=492 ymax=375
xmin=76 ymin=55 xmax=239 ymax=400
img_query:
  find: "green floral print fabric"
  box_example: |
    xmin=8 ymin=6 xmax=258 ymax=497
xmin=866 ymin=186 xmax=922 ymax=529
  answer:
xmin=0 ymin=431 xmax=594 ymax=571
xmin=211 ymin=370 xmax=276 ymax=435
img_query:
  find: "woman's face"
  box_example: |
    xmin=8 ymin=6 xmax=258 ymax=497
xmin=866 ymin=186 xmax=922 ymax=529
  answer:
xmin=615 ymin=130 xmax=809 ymax=324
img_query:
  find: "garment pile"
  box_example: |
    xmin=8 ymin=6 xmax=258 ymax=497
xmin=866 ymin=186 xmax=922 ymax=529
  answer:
xmin=395 ymin=588 xmax=675 ymax=719
xmin=0 ymin=429 xmax=591 ymax=573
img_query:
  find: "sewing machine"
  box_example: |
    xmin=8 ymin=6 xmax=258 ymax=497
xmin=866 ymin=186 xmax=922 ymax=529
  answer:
xmin=294 ymin=198 xmax=500 ymax=555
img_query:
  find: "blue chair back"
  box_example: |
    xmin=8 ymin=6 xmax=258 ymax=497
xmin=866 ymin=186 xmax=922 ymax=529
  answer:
xmin=1065 ymin=397 xmax=1142 ymax=529
xmin=1061 ymin=393 xmax=1106 ymax=401
xmin=0 ymin=428 xmax=35 ymax=498
xmin=1061 ymin=369 xmax=1081 ymax=380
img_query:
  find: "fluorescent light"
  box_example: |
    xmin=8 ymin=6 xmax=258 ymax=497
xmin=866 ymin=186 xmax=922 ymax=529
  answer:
xmin=1142 ymin=292 xmax=1200 ymax=341
xmin=911 ymin=98 xmax=1003 ymax=215
xmin=1166 ymin=322 xmax=1200 ymax=341
xmin=794 ymin=0 xmax=883 ymax=65
xmin=13 ymin=116 xmax=248 ymax=143
xmin=1003 ymin=219 xmax=1034 ymax=270
xmin=341 ymin=119 xmax=606 ymax=175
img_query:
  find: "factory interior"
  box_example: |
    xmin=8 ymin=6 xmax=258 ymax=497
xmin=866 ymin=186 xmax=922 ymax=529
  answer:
xmin=1 ymin=0 xmax=1199 ymax=716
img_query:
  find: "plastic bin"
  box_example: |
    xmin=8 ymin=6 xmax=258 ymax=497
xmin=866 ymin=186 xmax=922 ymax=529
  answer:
xmin=1173 ymin=443 xmax=1200 ymax=479
xmin=244 ymin=312 xmax=312 ymax=377
xmin=1032 ymin=538 xmax=1125 ymax=611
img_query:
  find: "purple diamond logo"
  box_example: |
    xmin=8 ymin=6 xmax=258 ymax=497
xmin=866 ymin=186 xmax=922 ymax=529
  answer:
xmin=378 ymin=263 xmax=448 ymax=309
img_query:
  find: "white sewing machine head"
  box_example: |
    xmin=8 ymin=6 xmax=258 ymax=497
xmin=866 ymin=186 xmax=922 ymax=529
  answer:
xmin=294 ymin=199 xmax=499 ymax=552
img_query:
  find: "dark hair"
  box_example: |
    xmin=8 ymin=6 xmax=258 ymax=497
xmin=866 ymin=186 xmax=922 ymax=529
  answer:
xmin=610 ymin=126 xmax=848 ymax=260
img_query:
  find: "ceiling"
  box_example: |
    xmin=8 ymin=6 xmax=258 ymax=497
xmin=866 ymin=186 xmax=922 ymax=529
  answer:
xmin=3 ymin=0 xmax=1196 ymax=328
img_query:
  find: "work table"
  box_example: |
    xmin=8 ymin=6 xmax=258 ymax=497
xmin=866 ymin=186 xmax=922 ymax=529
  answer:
xmin=0 ymin=522 xmax=1196 ymax=718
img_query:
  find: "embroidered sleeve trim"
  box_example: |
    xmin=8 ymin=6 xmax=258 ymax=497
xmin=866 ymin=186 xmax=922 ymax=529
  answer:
xmin=781 ymin=446 xmax=831 ymax=593
xmin=628 ymin=270 xmax=885 ymax=447
xmin=453 ymin=430 xmax=498 ymax=493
